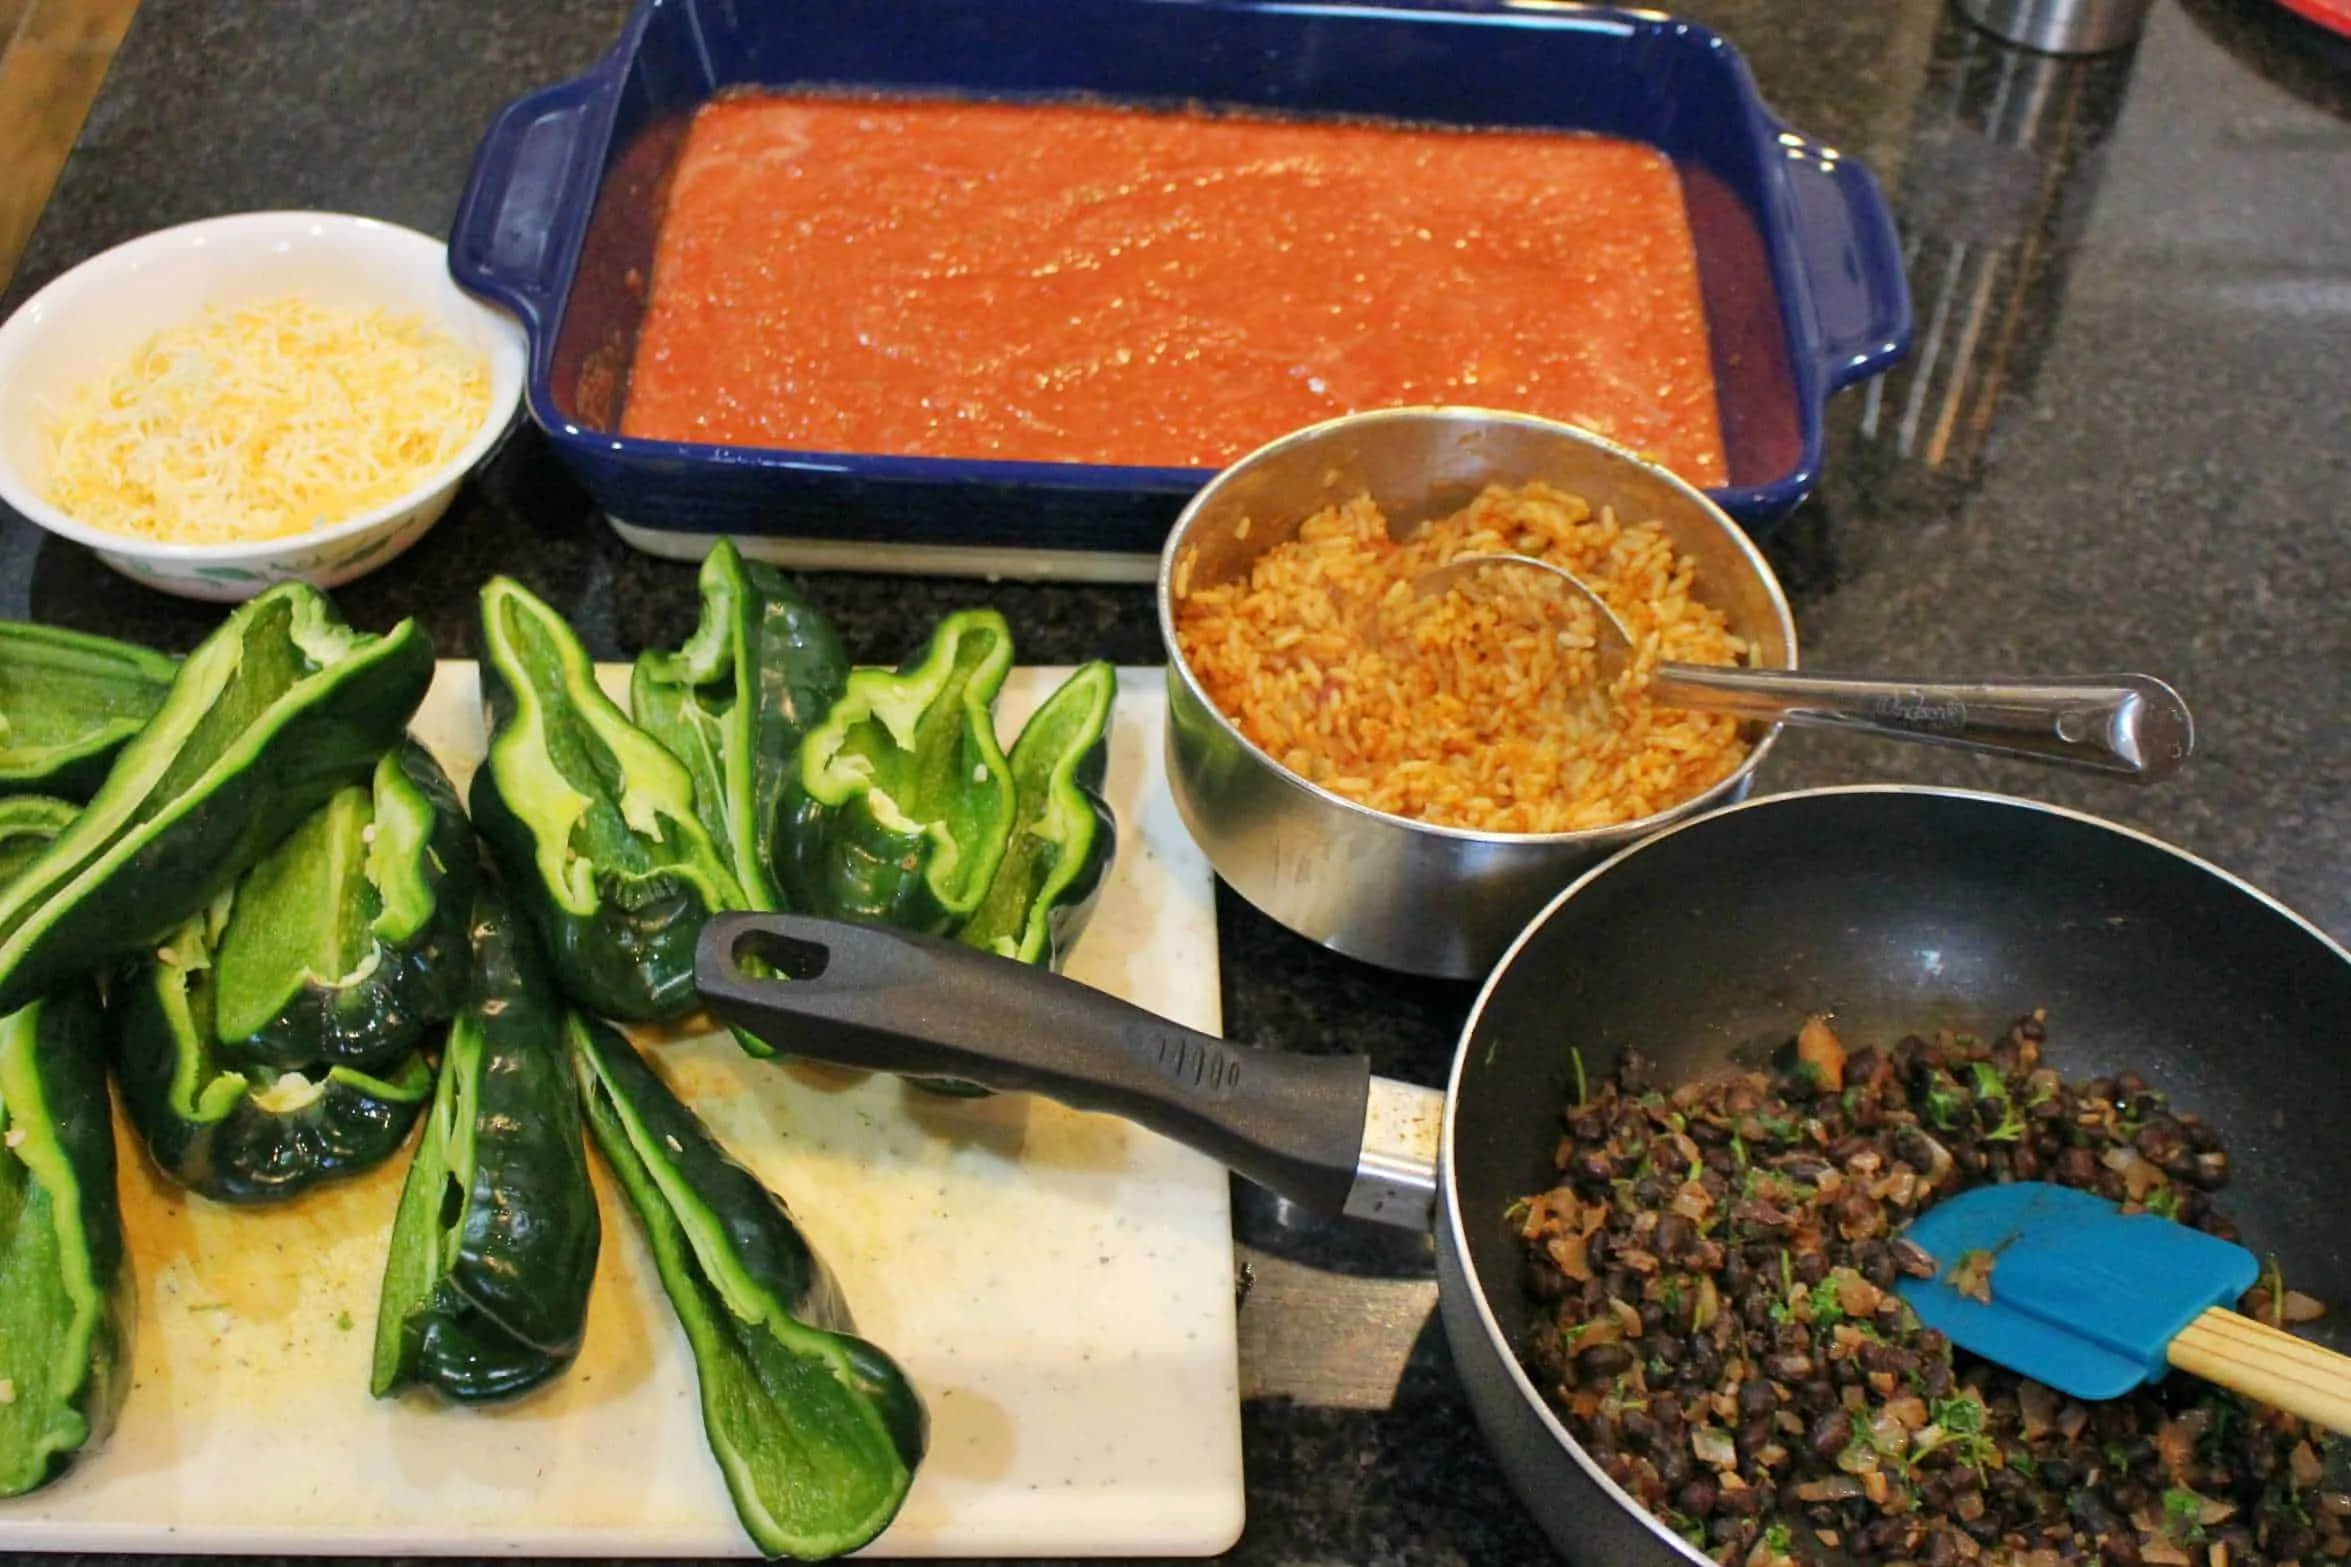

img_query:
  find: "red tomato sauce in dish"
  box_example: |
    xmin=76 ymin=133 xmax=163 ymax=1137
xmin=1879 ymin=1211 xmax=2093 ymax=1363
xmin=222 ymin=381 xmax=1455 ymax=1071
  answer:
xmin=622 ymin=95 xmax=1728 ymax=484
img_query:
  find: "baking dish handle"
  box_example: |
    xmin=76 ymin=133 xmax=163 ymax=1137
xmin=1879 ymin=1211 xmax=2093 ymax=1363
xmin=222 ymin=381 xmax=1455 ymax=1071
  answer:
xmin=1776 ymin=126 xmax=1915 ymax=392
xmin=448 ymin=73 xmax=612 ymax=339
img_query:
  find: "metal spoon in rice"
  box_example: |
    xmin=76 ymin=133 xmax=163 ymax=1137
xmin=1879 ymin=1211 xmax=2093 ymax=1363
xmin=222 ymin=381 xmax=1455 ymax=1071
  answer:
xmin=1410 ymin=552 xmax=2195 ymax=781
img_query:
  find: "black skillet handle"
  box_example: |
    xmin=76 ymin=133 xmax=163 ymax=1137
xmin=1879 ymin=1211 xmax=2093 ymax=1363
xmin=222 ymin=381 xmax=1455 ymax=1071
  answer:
xmin=696 ymin=912 xmax=1374 ymax=1217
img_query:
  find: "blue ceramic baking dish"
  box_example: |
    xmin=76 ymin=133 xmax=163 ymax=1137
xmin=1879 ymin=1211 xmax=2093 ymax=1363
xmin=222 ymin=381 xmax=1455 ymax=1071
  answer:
xmin=450 ymin=0 xmax=1911 ymax=576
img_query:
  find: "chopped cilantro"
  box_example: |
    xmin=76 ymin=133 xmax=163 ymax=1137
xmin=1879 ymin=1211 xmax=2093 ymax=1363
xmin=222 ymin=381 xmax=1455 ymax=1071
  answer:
xmin=1664 ymin=1508 xmax=1708 ymax=1550
xmin=1972 ymin=1065 xmax=2027 ymax=1140
xmin=1560 ymin=1318 xmax=1608 ymax=1351
xmin=1912 ymin=1391 xmax=1999 ymax=1475
xmin=1605 ymin=1386 xmax=1648 ymax=1415
xmin=1933 ymin=1391 xmax=1986 ymax=1436
xmin=2142 ymin=1185 xmax=2179 ymax=1220
xmin=1762 ymin=1519 xmax=1796 ymax=1555
xmin=2162 ymin=1487 xmax=2208 ymax=1543
xmin=1922 ymin=1079 xmax=1967 ymax=1131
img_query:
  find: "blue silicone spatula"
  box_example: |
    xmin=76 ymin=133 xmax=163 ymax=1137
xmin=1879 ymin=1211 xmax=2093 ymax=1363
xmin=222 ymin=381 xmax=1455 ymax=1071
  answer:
xmin=1896 ymin=1181 xmax=2351 ymax=1434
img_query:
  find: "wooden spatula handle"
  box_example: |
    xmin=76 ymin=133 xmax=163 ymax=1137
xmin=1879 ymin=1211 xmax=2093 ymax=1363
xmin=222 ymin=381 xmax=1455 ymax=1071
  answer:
xmin=2168 ymin=1309 xmax=2351 ymax=1435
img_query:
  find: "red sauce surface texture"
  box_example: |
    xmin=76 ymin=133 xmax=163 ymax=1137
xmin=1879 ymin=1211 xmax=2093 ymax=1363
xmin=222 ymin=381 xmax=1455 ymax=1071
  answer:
xmin=623 ymin=96 xmax=1728 ymax=483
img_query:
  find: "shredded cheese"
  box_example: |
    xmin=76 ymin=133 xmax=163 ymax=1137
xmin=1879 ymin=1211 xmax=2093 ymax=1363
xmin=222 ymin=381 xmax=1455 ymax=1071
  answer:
xmin=40 ymin=295 xmax=491 ymax=545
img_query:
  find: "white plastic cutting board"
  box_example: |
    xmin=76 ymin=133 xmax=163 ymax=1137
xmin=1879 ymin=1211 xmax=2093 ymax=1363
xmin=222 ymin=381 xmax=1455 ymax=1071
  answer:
xmin=0 ymin=664 xmax=1244 ymax=1557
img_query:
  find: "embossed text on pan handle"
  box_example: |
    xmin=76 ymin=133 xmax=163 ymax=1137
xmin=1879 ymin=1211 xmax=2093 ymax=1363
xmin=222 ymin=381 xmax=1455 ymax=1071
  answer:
xmin=1650 ymin=668 xmax=2193 ymax=780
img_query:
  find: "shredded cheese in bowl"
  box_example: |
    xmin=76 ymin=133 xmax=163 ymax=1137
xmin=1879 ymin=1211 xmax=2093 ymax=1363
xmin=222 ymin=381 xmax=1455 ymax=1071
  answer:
xmin=39 ymin=296 xmax=492 ymax=546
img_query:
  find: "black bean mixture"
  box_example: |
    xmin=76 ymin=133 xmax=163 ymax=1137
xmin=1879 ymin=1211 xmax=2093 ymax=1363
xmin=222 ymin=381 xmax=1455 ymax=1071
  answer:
xmin=1514 ymin=1013 xmax=2348 ymax=1567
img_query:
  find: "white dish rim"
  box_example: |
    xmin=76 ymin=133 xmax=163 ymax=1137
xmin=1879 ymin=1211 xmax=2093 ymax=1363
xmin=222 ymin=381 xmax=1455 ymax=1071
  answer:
xmin=0 ymin=210 xmax=526 ymax=564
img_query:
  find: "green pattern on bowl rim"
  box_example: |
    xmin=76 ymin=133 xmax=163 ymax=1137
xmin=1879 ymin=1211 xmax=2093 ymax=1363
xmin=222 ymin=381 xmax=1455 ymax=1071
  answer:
xmin=94 ymin=495 xmax=456 ymax=603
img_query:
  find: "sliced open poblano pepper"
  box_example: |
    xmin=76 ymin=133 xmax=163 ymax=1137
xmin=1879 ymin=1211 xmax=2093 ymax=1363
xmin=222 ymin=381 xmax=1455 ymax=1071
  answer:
xmin=957 ymin=661 xmax=1118 ymax=969
xmin=573 ymin=1017 xmax=926 ymax=1560
xmin=471 ymin=578 xmax=745 ymax=1022
xmin=631 ymin=540 xmax=850 ymax=914
xmin=111 ymin=897 xmax=434 ymax=1205
xmin=777 ymin=609 xmax=1017 ymax=937
xmin=373 ymin=869 xmax=599 ymax=1403
xmin=0 ymin=620 xmax=177 ymax=800
xmin=0 ymin=796 xmax=77 ymax=887
xmin=0 ymin=982 xmax=132 ymax=1497
xmin=0 ymin=583 xmax=433 ymax=1017
xmin=211 ymin=742 xmax=474 ymax=1072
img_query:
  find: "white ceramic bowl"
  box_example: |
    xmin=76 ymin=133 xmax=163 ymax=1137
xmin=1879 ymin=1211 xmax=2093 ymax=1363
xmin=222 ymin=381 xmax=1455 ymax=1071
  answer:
xmin=0 ymin=212 xmax=525 ymax=602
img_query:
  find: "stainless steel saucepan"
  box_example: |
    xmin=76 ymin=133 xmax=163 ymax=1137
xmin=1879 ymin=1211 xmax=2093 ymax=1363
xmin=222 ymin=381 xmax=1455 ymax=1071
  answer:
xmin=1156 ymin=407 xmax=2191 ymax=980
xmin=696 ymin=785 xmax=2350 ymax=1566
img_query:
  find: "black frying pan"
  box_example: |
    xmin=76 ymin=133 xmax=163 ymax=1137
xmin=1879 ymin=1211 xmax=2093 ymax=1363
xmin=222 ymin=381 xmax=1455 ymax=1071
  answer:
xmin=696 ymin=785 xmax=2351 ymax=1566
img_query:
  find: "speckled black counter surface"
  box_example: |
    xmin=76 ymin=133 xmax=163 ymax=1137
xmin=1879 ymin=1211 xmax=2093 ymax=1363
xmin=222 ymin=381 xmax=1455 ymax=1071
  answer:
xmin=3 ymin=1 xmax=2347 ymax=1562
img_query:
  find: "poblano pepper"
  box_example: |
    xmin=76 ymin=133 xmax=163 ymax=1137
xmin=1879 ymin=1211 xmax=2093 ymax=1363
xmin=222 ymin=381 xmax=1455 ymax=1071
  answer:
xmin=372 ymin=869 xmax=600 ymax=1403
xmin=902 ymin=661 xmax=1122 ymax=1098
xmin=470 ymin=577 xmax=746 ymax=1022
xmin=957 ymin=661 xmax=1118 ymax=969
xmin=0 ymin=796 xmax=77 ymax=886
xmin=111 ymin=895 xmax=435 ymax=1205
xmin=0 ymin=620 xmax=177 ymax=800
xmin=0 ymin=982 xmax=132 ymax=1497
xmin=0 ymin=583 xmax=433 ymax=1017
xmin=777 ymin=609 xmax=1017 ymax=937
xmin=631 ymin=540 xmax=850 ymax=913
xmin=212 ymin=742 xmax=475 ymax=1072
xmin=573 ymin=1017 xmax=926 ymax=1561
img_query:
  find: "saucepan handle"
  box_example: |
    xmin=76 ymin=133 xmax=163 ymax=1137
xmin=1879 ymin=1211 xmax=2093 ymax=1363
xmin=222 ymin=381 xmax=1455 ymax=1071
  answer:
xmin=446 ymin=71 xmax=615 ymax=341
xmin=1653 ymin=669 xmax=2196 ymax=780
xmin=696 ymin=914 xmax=1443 ymax=1227
xmin=1774 ymin=122 xmax=1915 ymax=393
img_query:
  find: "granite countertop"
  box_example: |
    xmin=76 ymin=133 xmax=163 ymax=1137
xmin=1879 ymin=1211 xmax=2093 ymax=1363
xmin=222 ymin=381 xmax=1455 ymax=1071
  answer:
xmin=4 ymin=0 xmax=2348 ymax=1562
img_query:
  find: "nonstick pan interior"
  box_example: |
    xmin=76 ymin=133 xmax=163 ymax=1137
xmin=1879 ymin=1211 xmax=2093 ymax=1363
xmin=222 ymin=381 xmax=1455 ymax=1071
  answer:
xmin=1443 ymin=786 xmax=2350 ymax=1560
